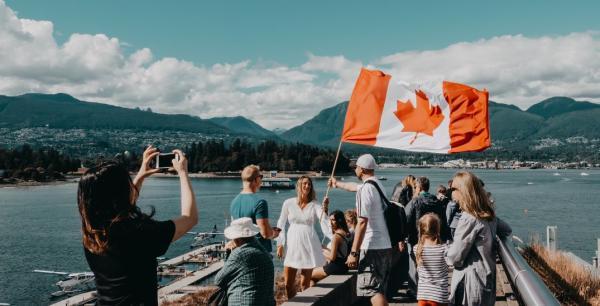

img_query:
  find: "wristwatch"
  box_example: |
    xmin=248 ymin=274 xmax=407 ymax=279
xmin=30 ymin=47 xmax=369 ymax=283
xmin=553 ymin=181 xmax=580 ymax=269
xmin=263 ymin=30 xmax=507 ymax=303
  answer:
xmin=350 ymin=251 xmax=359 ymax=258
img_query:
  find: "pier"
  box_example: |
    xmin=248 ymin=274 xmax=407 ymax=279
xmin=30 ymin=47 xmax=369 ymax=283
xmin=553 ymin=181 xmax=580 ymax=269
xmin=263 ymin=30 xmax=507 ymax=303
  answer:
xmin=282 ymin=236 xmax=560 ymax=306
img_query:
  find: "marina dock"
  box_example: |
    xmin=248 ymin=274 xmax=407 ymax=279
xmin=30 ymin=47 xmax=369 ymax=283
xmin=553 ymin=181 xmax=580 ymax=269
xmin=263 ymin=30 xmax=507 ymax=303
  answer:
xmin=49 ymin=243 xmax=226 ymax=306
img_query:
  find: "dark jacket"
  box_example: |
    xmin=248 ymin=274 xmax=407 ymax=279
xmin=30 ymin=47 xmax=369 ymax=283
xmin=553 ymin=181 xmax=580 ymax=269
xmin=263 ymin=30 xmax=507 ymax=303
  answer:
xmin=446 ymin=200 xmax=462 ymax=229
xmin=405 ymin=192 xmax=449 ymax=245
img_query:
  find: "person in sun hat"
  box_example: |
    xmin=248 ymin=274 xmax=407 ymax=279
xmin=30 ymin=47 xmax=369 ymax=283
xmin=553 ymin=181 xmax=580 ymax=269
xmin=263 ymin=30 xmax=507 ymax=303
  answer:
xmin=214 ymin=217 xmax=275 ymax=306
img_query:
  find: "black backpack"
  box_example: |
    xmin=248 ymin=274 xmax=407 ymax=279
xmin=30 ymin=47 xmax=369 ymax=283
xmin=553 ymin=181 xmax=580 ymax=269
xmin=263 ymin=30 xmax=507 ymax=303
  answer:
xmin=414 ymin=195 xmax=449 ymax=242
xmin=364 ymin=180 xmax=407 ymax=246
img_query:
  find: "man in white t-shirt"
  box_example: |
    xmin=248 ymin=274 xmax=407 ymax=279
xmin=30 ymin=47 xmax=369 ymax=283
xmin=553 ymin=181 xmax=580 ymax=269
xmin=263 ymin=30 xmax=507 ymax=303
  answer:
xmin=329 ymin=154 xmax=392 ymax=306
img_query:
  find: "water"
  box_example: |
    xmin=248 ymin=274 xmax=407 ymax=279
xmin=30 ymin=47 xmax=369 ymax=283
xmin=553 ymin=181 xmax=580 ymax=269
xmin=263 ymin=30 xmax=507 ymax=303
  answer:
xmin=1 ymin=169 xmax=599 ymax=304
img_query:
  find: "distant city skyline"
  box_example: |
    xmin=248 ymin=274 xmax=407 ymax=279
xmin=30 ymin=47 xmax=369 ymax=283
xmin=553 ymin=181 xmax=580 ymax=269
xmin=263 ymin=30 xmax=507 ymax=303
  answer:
xmin=2 ymin=0 xmax=600 ymax=128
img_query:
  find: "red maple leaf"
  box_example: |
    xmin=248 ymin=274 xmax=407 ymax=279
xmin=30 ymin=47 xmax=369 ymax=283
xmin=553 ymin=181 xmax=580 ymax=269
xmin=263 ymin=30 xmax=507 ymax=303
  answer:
xmin=394 ymin=90 xmax=445 ymax=144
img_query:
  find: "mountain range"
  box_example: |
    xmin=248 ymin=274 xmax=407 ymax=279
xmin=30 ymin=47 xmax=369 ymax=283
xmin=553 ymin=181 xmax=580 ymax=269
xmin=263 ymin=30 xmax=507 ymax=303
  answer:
xmin=282 ymin=97 xmax=600 ymax=149
xmin=1 ymin=93 xmax=599 ymax=159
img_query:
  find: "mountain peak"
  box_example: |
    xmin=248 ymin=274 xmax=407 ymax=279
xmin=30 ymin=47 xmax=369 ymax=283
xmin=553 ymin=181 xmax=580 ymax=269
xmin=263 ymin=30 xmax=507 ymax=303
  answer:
xmin=208 ymin=116 xmax=276 ymax=138
xmin=526 ymin=96 xmax=600 ymax=118
xmin=21 ymin=93 xmax=79 ymax=103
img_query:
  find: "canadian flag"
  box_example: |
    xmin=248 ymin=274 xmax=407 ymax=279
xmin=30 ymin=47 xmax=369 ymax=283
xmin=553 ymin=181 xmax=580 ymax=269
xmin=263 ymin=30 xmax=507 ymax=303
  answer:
xmin=342 ymin=68 xmax=490 ymax=153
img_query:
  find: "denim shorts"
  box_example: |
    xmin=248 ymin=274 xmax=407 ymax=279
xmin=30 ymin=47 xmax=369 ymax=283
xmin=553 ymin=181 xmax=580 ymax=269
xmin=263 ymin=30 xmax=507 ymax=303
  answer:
xmin=357 ymin=248 xmax=393 ymax=296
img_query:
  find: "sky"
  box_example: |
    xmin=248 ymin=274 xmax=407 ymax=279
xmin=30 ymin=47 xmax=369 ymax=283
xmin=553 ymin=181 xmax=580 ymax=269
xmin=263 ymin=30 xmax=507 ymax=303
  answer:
xmin=2 ymin=0 xmax=600 ymax=129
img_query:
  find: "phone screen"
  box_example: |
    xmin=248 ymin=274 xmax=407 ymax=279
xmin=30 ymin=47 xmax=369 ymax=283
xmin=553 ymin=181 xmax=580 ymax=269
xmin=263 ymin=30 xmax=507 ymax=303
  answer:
xmin=156 ymin=153 xmax=176 ymax=169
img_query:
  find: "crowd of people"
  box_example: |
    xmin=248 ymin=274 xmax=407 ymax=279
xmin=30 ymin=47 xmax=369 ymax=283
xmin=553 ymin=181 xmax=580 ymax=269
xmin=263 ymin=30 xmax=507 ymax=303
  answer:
xmin=76 ymin=146 xmax=512 ymax=306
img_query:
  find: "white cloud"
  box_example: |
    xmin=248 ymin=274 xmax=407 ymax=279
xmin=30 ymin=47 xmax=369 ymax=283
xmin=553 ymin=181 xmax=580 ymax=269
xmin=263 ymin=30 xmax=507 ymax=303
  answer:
xmin=0 ymin=1 xmax=599 ymax=129
xmin=376 ymin=33 xmax=600 ymax=107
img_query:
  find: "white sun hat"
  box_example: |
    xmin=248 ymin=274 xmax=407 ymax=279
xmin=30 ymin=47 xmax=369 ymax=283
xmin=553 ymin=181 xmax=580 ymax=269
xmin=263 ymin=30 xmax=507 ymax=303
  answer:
xmin=224 ymin=217 xmax=260 ymax=240
xmin=356 ymin=154 xmax=377 ymax=170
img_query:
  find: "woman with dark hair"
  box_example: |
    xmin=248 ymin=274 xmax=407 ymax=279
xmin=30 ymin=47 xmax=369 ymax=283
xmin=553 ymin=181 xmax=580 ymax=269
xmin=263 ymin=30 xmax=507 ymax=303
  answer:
xmin=78 ymin=146 xmax=198 ymax=305
xmin=311 ymin=210 xmax=351 ymax=284
xmin=275 ymin=176 xmax=329 ymax=298
xmin=446 ymin=171 xmax=511 ymax=306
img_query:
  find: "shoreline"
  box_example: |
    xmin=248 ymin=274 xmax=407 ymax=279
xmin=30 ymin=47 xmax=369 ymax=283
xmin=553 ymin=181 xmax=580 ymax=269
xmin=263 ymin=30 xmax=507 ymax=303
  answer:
xmin=2 ymin=167 xmax=597 ymax=189
xmin=0 ymin=179 xmax=78 ymax=189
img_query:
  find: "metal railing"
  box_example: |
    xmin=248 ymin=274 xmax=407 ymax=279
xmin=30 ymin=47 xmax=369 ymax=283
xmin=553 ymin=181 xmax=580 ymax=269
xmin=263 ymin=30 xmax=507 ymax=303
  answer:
xmin=497 ymin=236 xmax=560 ymax=306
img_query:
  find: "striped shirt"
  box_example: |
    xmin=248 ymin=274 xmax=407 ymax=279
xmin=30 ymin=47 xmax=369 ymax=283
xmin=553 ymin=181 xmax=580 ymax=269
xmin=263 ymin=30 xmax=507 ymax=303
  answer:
xmin=416 ymin=244 xmax=449 ymax=303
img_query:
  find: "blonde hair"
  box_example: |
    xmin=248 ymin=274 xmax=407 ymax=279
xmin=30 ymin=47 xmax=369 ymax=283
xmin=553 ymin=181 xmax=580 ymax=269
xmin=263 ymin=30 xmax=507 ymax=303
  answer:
xmin=452 ymin=171 xmax=495 ymax=221
xmin=344 ymin=209 xmax=357 ymax=227
xmin=241 ymin=165 xmax=261 ymax=182
xmin=416 ymin=213 xmax=441 ymax=266
xmin=401 ymin=175 xmax=416 ymax=188
xmin=296 ymin=176 xmax=316 ymax=204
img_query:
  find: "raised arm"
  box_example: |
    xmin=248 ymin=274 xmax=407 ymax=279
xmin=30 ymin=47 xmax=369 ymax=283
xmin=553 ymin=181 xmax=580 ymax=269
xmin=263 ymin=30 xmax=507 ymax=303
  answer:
xmin=328 ymin=177 xmax=358 ymax=192
xmin=314 ymin=198 xmax=332 ymax=241
xmin=132 ymin=145 xmax=160 ymax=199
xmin=170 ymin=150 xmax=199 ymax=242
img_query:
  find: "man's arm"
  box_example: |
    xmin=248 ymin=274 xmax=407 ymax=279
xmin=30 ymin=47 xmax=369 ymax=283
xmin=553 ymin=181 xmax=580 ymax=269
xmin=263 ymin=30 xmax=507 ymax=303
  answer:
xmin=352 ymin=217 xmax=368 ymax=253
xmin=329 ymin=177 xmax=358 ymax=192
xmin=255 ymin=199 xmax=277 ymax=239
xmin=256 ymin=218 xmax=274 ymax=240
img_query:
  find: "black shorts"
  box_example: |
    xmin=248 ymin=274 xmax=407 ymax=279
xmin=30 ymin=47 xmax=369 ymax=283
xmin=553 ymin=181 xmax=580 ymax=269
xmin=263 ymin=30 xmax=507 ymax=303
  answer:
xmin=323 ymin=260 xmax=348 ymax=275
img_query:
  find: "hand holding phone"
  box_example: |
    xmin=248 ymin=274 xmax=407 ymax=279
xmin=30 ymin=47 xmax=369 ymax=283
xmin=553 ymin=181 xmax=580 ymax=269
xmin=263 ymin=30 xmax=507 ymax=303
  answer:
xmin=170 ymin=149 xmax=188 ymax=175
xmin=155 ymin=153 xmax=176 ymax=169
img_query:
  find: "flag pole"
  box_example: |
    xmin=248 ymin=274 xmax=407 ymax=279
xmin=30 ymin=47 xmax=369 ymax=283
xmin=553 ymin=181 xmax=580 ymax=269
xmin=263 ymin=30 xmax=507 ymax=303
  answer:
xmin=325 ymin=139 xmax=343 ymax=199
xmin=320 ymin=139 xmax=343 ymax=227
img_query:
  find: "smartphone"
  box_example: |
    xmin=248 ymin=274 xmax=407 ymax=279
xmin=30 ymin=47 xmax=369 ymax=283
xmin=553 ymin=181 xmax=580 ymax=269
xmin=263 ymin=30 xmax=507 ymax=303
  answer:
xmin=155 ymin=153 xmax=176 ymax=169
xmin=273 ymin=227 xmax=282 ymax=232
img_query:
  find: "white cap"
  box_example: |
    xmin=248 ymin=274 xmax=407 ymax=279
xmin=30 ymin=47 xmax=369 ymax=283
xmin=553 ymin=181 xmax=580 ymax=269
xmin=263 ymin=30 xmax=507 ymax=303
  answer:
xmin=356 ymin=154 xmax=377 ymax=170
xmin=224 ymin=217 xmax=260 ymax=240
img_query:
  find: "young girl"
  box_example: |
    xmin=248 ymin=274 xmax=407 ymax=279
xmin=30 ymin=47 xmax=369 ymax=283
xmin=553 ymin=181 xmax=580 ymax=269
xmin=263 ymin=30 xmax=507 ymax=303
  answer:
xmin=415 ymin=213 xmax=448 ymax=306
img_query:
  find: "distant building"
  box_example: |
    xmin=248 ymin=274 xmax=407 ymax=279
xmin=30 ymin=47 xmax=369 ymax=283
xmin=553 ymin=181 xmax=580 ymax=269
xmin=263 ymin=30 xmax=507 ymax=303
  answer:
xmin=442 ymin=159 xmax=465 ymax=168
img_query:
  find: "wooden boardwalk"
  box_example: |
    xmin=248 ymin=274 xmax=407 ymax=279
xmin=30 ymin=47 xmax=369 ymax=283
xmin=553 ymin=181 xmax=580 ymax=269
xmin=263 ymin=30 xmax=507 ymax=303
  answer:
xmin=387 ymin=263 xmax=519 ymax=306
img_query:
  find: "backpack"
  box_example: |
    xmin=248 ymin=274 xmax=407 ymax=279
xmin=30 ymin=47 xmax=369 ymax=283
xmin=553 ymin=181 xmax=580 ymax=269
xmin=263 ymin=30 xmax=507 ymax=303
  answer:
xmin=414 ymin=195 xmax=449 ymax=242
xmin=364 ymin=180 xmax=407 ymax=246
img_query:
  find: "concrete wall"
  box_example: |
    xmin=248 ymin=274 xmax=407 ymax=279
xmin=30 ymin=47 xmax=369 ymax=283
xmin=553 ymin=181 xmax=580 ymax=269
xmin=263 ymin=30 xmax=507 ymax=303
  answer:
xmin=282 ymin=274 xmax=358 ymax=306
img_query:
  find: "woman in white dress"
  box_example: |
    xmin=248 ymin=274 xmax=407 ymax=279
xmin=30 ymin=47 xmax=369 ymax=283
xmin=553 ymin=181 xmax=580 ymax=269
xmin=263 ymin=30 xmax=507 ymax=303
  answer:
xmin=276 ymin=175 xmax=330 ymax=299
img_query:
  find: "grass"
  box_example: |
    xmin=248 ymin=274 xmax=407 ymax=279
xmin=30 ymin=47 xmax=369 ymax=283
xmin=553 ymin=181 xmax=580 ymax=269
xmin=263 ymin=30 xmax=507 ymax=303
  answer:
xmin=521 ymin=243 xmax=600 ymax=306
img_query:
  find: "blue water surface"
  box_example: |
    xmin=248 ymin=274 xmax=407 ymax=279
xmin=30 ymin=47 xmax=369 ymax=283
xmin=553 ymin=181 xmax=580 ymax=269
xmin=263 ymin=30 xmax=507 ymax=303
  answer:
xmin=0 ymin=168 xmax=598 ymax=304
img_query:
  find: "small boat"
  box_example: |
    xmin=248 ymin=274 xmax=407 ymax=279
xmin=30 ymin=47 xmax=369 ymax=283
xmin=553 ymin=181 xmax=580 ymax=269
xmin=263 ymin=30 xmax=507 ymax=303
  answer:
xmin=379 ymin=176 xmax=388 ymax=181
xmin=553 ymin=173 xmax=560 ymax=176
xmin=581 ymin=172 xmax=589 ymax=176
xmin=260 ymin=177 xmax=294 ymax=189
xmin=34 ymin=270 xmax=95 ymax=298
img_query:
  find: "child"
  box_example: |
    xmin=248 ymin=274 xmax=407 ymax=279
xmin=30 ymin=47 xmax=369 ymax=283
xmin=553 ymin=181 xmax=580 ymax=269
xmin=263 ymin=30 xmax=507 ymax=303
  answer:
xmin=415 ymin=213 xmax=448 ymax=306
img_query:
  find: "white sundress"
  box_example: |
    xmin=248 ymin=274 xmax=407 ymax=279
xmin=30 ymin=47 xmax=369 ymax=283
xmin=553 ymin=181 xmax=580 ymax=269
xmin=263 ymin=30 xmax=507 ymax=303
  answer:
xmin=276 ymin=198 xmax=331 ymax=269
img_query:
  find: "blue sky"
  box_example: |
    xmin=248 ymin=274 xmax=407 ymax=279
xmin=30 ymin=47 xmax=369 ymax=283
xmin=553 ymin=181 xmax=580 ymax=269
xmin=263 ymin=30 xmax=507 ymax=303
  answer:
xmin=2 ymin=0 xmax=600 ymax=128
xmin=7 ymin=0 xmax=600 ymax=66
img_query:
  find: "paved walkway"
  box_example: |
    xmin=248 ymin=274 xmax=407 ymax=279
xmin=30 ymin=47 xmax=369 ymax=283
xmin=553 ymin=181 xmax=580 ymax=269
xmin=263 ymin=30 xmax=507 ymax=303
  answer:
xmin=386 ymin=263 xmax=519 ymax=306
